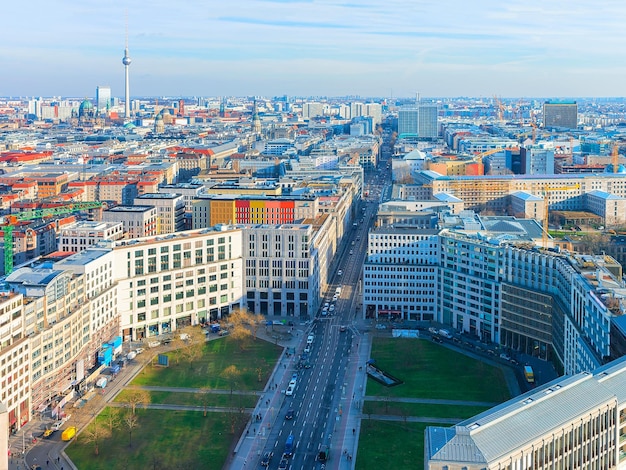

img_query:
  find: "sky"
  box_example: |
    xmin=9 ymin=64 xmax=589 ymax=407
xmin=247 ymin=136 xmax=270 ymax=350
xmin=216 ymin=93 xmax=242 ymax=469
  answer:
xmin=3 ymin=0 xmax=626 ymax=99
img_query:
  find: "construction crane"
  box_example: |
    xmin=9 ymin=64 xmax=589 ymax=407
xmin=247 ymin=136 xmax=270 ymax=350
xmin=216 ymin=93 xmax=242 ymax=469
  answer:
xmin=541 ymin=185 xmax=580 ymax=248
xmin=2 ymin=201 xmax=103 ymax=275
xmin=610 ymin=143 xmax=621 ymax=173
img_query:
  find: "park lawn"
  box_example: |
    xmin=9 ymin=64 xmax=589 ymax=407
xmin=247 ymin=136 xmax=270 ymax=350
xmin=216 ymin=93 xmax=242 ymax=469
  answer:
xmin=114 ymin=389 xmax=258 ymax=409
xmin=66 ymin=407 xmax=244 ymax=470
xmin=356 ymin=420 xmax=435 ymax=470
xmin=367 ymin=338 xmax=511 ymax=403
xmin=130 ymin=336 xmax=281 ymax=390
xmin=362 ymin=400 xmax=489 ymax=420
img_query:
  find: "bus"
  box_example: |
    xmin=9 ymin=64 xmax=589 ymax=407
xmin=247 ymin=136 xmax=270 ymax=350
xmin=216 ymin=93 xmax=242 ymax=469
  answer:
xmin=285 ymin=434 xmax=295 ymax=456
xmin=524 ymin=365 xmax=535 ymax=384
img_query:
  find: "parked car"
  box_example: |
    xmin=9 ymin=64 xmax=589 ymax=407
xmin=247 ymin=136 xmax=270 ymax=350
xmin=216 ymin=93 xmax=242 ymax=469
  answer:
xmin=135 ymin=348 xmax=145 ymax=354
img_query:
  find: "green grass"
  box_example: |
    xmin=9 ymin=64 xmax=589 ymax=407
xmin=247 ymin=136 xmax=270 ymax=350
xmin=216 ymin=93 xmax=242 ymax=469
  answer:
xmin=66 ymin=407 xmax=246 ymax=470
xmin=362 ymin=401 xmax=489 ymax=420
xmin=131 ymin=337 xmax=282 ymax=390
xmin=367 ymin=338 xmax=511 ymax=402
xmin=114 ymin=389 xmax=258 ymax=409
xmin=356 ymin=420 xmax=436 ymax=470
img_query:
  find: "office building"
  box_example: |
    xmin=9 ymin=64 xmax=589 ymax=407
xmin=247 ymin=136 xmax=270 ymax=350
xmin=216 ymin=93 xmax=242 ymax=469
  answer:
xmin=398 ymin=105 xmax=438 ymax=139
xmin=96 ymin=86 xmax=111 ymax=114
xmin=425 ymin=355 xmax=626 ymax=470
xmin=102 ymin=205 xmax=157 ymax=239
xmin=134 ymin=193 xmax=185 ymax=234
xmin=363 ymin=227 xmax=616 ymax=376
xmin=543 ymin=100 xmax=578 ymax=129
xmin=242 ymin=224 xmax=318 ymax=318
xmin=58 ymin=221 xmax=124 ymax=253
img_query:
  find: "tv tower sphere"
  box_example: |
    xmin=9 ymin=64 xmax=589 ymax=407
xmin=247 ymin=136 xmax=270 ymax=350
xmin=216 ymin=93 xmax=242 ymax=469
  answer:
xmin=123 ymin=50 xmax=131 ymax=66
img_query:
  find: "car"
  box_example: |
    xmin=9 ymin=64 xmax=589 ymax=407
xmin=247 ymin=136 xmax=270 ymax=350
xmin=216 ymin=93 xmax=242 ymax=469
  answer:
xmin=286 ymin=385 xmax=294 ymax=396
xmin=500 ymin=353 xmax=511 ymax=361
xmin=291 ymin=373 xmax=298 ymax=382
xmin=332 ymin=295 xmax=338 ymax=302
xmin=260 ymin=451 xmax=273 ymax=466
xmin=42 ymin=429 xmax=55 ymax=439
xmin=148 ymin=341 xmax=160 ymax=348
xmin=349 ymin=250 xmax=354 ymax=255
xmin=329 ymin=305 xmax=335 ymax=312
xmin=375 ymin=324 xmax=387 ymax=330
xmin=218 ymin=330 xmax=230 ymax=336
xmin=304 ymin=346 xmax=310 ymax=354
xmin=162 ymin=339 xmax=172 ymax=345
xmin=324 ymin=302 xmax=329 ymax=308
xmin=135 ymin=348 xmax=145 ymax=355
xmin=285 ymin=408 xmax=294 ymax=420
xmin=339 ymin=325 xmax=347 ymax=332
xmin=338 ymin=270 xmax=343 ymax=276
xmin=278 ymin=458 xmax=289 ymax=470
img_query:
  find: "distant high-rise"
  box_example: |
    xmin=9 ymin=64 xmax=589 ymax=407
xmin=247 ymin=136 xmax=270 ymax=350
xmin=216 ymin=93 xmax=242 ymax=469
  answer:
xmin=122 ymin=28 xmax=132 ymax=119
xmin=543 ymin=100 xmax=577 ymax=129
xmin=96 ymin=86 xmax=111 ymax=114
xmin=398 ymin=105 xmax=438 ymax=139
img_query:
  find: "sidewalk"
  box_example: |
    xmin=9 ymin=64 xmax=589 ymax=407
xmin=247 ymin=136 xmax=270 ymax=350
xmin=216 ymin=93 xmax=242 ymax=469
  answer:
xmin=225 ymin=319 xmax=309 ymax=469
xmin=332 ymin=323 xmax=372 ymax=470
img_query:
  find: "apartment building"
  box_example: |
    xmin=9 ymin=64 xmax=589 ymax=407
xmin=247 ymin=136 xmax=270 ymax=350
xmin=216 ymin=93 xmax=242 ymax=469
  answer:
xmin=425 ymin=355 xmax=626 ymax=470
xmin=192 ymin=195 xmax=319 ymax=229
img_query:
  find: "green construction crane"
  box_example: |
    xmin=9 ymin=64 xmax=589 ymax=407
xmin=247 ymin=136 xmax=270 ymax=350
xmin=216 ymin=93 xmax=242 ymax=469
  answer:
xmin=3 ymin=201 xmax=103 ymax=275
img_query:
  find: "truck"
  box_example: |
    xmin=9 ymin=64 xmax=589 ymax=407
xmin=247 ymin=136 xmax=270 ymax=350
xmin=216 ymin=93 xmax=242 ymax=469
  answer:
xmin=284 ymin=434 xmax=295 ymax=456
xmin=62 ymin=426 xmax=76 ymax=441
xmin=524 ymin=365 xmax=535 ymax=383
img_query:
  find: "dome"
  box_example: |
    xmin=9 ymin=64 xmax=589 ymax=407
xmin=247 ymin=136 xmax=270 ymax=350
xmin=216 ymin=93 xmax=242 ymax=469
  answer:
xmin=79 ymin=99 xmax=94 ymax=118
xmin=604 ymin=164 xmax=626 ymax=174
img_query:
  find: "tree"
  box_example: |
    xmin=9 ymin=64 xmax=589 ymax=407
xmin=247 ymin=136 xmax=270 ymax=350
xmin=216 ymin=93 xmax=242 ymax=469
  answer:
xmin=123 ymin=389 xmax=151 ymax=415
xmin=220 ymin=365 xmax=242 ymax=433
xmin=198 ymin=387 xmax=211 ymax=417
xmin=228 ymin=308 xmax=264 ymax=350
xmin=123 ymin=411 xmax=139 ymax=447
xmin=175 ymin=325 xmax=205 ymax=369
xmin=81 ymin=417 xmax=111 ymax=456
xmin=104 ymin=407 xmax=121 ymax=433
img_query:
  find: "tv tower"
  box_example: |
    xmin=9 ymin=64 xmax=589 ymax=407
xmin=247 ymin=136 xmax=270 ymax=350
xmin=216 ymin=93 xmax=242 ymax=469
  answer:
xmin=122 ymin=17 xmax=132 ymax=120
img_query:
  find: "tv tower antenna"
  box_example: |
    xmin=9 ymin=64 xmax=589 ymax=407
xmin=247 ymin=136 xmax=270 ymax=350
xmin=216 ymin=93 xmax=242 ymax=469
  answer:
xmin=122 ymin=11 xmax=132 ymax=120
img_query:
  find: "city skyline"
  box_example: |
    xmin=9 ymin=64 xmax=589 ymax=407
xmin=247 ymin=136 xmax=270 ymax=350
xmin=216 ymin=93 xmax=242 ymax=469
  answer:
xmin=3 ymin=0 xmax=626 ymax=98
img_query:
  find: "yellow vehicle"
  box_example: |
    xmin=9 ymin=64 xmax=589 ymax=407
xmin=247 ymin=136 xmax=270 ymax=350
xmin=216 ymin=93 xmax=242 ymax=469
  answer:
xmin=61 ymin=426 xmax=76 ymax=441
xmin=42 ymin=429 xmax=55 ymax=439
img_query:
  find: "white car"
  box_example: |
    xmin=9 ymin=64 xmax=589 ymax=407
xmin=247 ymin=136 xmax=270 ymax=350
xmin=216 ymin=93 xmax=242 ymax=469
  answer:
xmin=338 ymin=270 xmax=343 ymax=276
xmin=286 ymin=385 xmax=294 ymax=396
xmin=329 ymin=305 xmax=335 ymax=312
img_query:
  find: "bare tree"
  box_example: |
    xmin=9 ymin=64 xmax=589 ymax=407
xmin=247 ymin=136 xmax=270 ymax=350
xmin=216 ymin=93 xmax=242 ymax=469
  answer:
xmin=176 ymin=326 xmax=205 ymax=369
xmin=123 ymin=411 xmax=139 ymax=447
xmin=198 ymin=387 xmax=211 ymax=417
xmin=123 ymin=389 xmax=151 ymax=415
xmin=104 ymin=407 xmax=121 ymax=433
xmin=220 ymin=365 xmax=242 ymax=433
xmin=81 ymin=417 xmax=111 ymax=456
